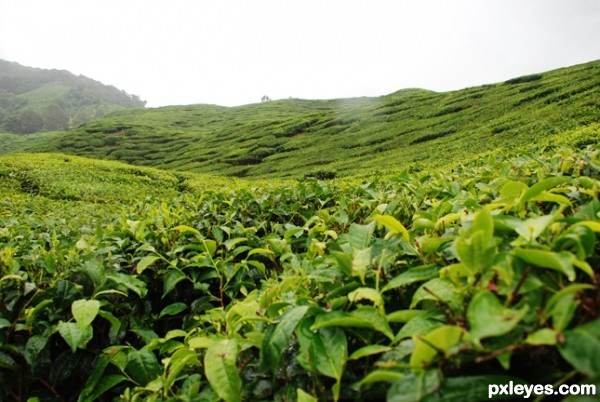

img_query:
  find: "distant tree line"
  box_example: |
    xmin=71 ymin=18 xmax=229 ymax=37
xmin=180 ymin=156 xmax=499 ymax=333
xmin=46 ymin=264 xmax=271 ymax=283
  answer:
xmin=0 ymin=59 xmax=146 ymax=134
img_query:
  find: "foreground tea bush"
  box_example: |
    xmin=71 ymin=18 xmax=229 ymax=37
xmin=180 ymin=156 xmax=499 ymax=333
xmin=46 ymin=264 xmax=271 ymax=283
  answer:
xmin=1 ymin=144 xmax=599 ymax=401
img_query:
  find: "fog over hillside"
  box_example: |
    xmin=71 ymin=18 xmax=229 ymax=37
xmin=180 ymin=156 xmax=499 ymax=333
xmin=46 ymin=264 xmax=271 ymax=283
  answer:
xmin=0 ymin=59 xmax=145 ymax=134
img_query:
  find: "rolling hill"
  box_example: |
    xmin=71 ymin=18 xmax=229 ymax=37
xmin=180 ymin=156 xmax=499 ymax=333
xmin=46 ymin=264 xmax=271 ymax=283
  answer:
xmin=1 ymin=137 xmax=599 ymax=400
xmin=0 ymin=59 xmax=146 ymax=134
xmin=2 ymin=59 xmax=600 ymax=178
xmin=1 ymin=59 xmax=600 ymax=400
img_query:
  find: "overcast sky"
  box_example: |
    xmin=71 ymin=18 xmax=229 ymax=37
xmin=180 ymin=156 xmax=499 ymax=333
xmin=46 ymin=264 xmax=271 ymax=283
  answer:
xmin=1 ymin=0 xmax=600 ymax=107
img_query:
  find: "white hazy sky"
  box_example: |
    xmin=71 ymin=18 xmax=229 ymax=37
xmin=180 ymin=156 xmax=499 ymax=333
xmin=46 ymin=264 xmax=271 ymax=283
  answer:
xmin=1 ymin=0 xmax=600 ymax=107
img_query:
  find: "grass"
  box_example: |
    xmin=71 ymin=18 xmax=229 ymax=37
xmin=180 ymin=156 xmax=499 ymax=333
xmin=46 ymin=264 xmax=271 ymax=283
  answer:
xmin=1 ymin=59 xmax=598 ymax=178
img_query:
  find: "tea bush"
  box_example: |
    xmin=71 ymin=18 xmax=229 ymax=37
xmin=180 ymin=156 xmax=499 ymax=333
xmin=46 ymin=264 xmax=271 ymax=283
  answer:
xmin=0 ymin=142 xmax=599 ymax=401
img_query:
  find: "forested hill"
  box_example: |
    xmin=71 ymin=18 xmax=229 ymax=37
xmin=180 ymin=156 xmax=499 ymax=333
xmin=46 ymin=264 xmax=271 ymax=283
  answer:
xmin=0 ymin=59 xmax=146 ymax=134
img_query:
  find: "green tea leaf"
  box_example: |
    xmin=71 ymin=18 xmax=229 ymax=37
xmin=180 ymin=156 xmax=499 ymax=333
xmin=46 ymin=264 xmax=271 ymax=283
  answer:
xmin=106 ymin=273 xmax=148 ymax=297
xmin=545 ymin=285 xmax=590 ymax=331
xmin=78 ymin=353 xmax=127 ymax=402
xmin=57 ymin=321 xmax=92 ymax=353
xmin=467 ymin=207 xmax=494 ymax=239
xmin=495 ymin=180 xmax=528 ymax=206
xmin=126 ymin=349 xmax=161 ymax=386
xmin=300 ymin=326 xmax=347 ymax=401
xmin=528 ymin=191 xmax=571 ymax=205
xmin=24 ymin=299 xmax=52 ymax=329
xmin=284 ymin=226 xmax=304 ymax=240
xmin=354 ymin=370 xmax=405 ymax=388
xmin=136 ymin=243 xmax=157 ymax=253
xmin=349 ymin=345 xmax=392 ymax=360
xmin=451 ymin=208 xmax=496 ymax=275
xmin=130 ymin=328 xmax=159 ymax=343
xmin=72 ymin=299 xmax=100 ymax=330
xmin=387 ymin=370 xmax=442 ymax=402
xmin=350 ymin=306 xmax=395 ymax=340
xmin=162 ymin=269 xmax=187 ymax=298
xmin=521 ymin=176 xmax=571 ymax=203
xmin=188 ymin=336 xmax=215 ymax=349
xmin=0 ymin=351 xmax=19 ymax=371
xmin=467 ymin=291 xmax=527 ymax=341
xmin=312 ymin=307 xmax=393 ymax=340
xmin=434 ymin=212 xmax=462 ymax=232
xmin=383 ymin=265 xmax=440 ymax=292
xmin=348 ymin=287 xmax=384 ymax=313
xmin=159 ymin=302 xmax=188 ymax=318
xmin=559 ymin=318 xmax=600 ymax=377
xmin=454 ymin=232 xmax=495 ymax=274
xmin=297 ymin=388 xmax=318 ymax=402
xmin=387 ymin=309 xmax=426 ymax=323
xmin=417 ymin=235 xmax=451 ymax=254
xmin=347 ymin=223 xmax=373 ymax=250
xmin=374 ymin=214 xmax=410 ymax=242
xmin=166 ymin=348 xmax=200 ymax=388
xmin=79 ymin=375 xmax=127 ymax=402
xmin=410 ymin=325 xmax=465 ymax=368
xmin=351 ymin=247 xmax=372 ymax=284
xmin=513 ymin=215 xmax=555 ymax=242
xmin=247 ymin=247 xmax=274 ymax=257
xmin=574 ymin=221 xmax=600 ymax=232
xmin=513 ymin=249 xmax=576 ymax=281
xmin=78 ymin=354 xmax=109 ymax=402
xmin=260 ymin=305 xmax=309 ymax=372
xmin=205 ymin=339 xmax=241 ymax=402
xmin=224 ymin=237 xmax=248 ymax=250
xmin=554 ymin=224 xmax=597 ymax=259
xmin=525 ymin=328 xmax=557 ymax=345
xmin=136 ymin=255 xmax=161 ymax=274
xmin=24 ymin=335 xmax=48 ymax=366
xmin=574 ymin=198 xmax=600 ymax=221
xmin=331 ymin=251 xmax=352 ymax=276
xmin=311 ymin=310 xmax=371 ymax=330
xmin=173 ymin=224 xmax=201 ymax=236
xmin=411 ymin=278 xmax=459 ymax=309
xmin=202 ymin=239 xmax=217 ymax=256
xmin=396 ymin=313 xmax=444 ymax=341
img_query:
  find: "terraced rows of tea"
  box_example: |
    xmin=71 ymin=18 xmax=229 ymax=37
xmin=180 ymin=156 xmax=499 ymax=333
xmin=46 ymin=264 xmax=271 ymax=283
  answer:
xmin=2 ymin=60 xmax=600 ymax=178
xmin=1 ymin=120 xmax=599 ymax=400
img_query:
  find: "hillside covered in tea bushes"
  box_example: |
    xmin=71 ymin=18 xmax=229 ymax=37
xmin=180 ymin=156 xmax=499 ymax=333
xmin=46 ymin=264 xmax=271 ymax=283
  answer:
xmin=1 ymin=60 xmax=599 ymax=178
xmin=0 ymin=122 xmax=599 ymax=400
xmin=1 ymin=58 xmax=600 ymax=401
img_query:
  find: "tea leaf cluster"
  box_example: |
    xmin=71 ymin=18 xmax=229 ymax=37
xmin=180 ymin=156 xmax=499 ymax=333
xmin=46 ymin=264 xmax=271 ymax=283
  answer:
xmin=1 ymin=138 xmax=599 ymax=401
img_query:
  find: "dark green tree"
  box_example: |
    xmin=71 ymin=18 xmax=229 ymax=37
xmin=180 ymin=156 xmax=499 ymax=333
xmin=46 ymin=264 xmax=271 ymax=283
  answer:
xmin=43 ymin=103 xmax=69 ymax=131
xmin=16 ymin=109 xmax=44 ymax=133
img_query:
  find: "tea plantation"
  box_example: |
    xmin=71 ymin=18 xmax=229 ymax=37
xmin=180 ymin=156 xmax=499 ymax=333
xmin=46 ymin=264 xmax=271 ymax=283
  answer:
xmin=1 ymin=122 xmax=599 ymax=401
xmin=1 ymin=59 xmax=600 ymax=401
xmin=2 ymin=60 xmax=600 ymax=178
